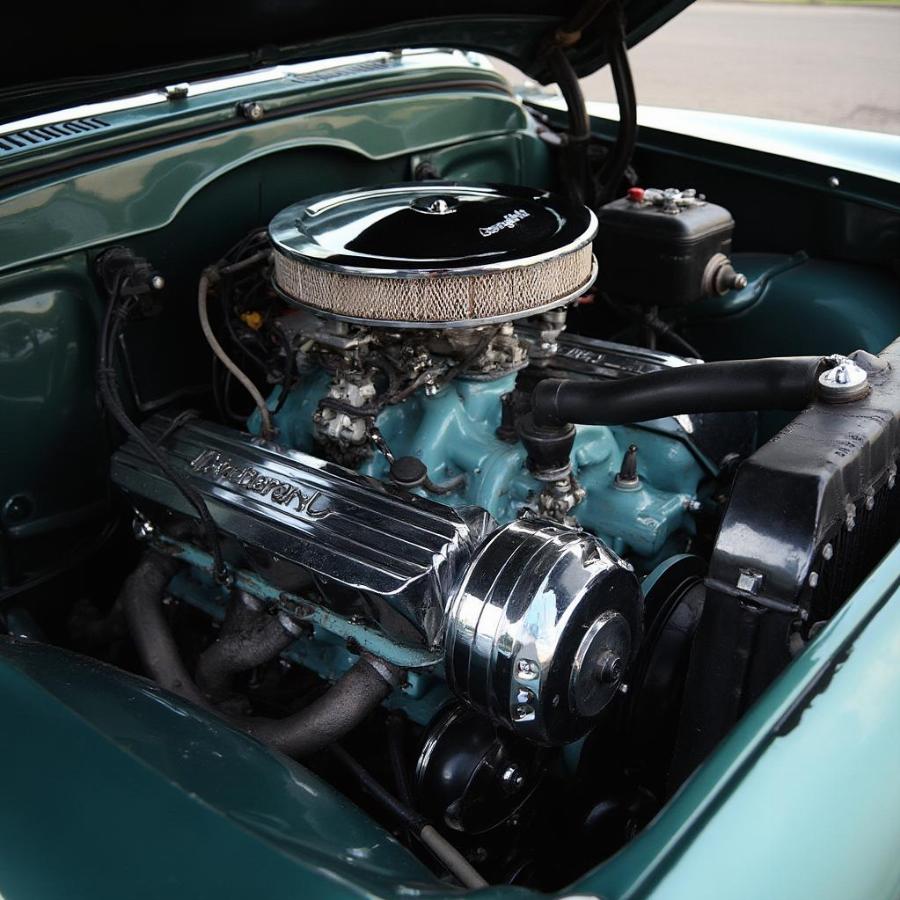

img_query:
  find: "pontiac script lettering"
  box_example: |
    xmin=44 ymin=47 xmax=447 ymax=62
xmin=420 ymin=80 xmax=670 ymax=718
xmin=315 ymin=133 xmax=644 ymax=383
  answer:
xmin=190 ymin=449 xmax=307 ymax=509
xmin=478 ymin=208 xmax=529 ymax=237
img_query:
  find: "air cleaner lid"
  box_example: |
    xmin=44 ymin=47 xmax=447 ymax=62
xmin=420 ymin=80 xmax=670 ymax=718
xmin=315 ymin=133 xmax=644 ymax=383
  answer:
xmin=270 ymin=183 xmax=596 ymax=274
xmin=269 ymin=182 xmax=598 ymax=328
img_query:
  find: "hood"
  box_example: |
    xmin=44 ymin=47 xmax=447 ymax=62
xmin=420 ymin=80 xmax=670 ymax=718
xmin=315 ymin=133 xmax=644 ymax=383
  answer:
xmin=2 ymin=0 xmax=692 ymax=123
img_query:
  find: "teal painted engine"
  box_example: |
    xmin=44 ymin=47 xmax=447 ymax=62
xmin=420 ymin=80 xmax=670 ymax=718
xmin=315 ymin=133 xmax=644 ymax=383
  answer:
xmin=214 ymin=183 xmax=754 ymax=730
xmin=105 ymin=184 xmax=757 ymax=760
xmin=240 ymin=314 xmax=746 ymax=728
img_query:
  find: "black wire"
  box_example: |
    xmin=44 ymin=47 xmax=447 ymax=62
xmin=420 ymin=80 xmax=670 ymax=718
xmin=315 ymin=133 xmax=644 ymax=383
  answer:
xmin=547 ymin=46 xmax=593 ymax=207
xmin=97 ymin=278 xmax=229 ymax=583
xmin=601 ymin=292 xmax=703 ymax=360
xmin=219 ymin=275 xmax=271 ymax=373
xmin=386 ymin=712 xmax=416 ymax=809
xmin=271 ymin=322 xmax=294 ymax=414
xmin=329 ymin=744 xmax=426 ymax=832
xmin=643 ymin=312 xmax=704 ymax=360
xmin=220 ymin=227 xmax=269 ymax=267
xmin=153 ymin=409 xmax=201 ymax=446
xmin=596 ymin=32 xmax=638 ymax=204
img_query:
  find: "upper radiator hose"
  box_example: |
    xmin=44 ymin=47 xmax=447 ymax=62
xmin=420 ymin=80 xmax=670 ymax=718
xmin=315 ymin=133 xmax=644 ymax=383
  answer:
xmin=532 ymin=356 xmax=827 ymax=426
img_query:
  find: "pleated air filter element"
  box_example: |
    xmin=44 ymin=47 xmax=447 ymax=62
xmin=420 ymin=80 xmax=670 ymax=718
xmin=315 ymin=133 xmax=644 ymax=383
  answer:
xmin=268 ymin=183 xmax=598 ymax=328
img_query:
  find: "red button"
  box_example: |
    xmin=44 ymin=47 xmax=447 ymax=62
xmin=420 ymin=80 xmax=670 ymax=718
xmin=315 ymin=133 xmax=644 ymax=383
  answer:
xmin=627 ymin=187 xmax=645 ymax=203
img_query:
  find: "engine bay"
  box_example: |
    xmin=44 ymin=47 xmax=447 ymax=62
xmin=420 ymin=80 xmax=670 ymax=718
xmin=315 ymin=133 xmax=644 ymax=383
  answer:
xmin=33 ymin=174 xmax=886 ymax=889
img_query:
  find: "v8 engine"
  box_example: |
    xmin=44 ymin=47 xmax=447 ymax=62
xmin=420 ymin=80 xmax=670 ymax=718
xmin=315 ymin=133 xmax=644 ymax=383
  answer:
xmin=91 ymin=180 xmax=898 ymax=888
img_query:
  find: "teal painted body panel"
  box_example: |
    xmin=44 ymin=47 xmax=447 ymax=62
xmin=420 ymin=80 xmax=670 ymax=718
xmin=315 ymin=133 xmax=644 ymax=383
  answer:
xmin=0 ymin=54 xmax=511 ymax=173
xmin=0 ymin=254 xmax=107 ymax=544
xmin=0 ymin=91 xmax=531 ymax=274
xmin=631 ymin=103 xmax=900 ymax=187
xmin=0 ymin=637 xmax=440 ymax=900
xmin=685 ymin=252 xmax=900 ymax=361
xmin=539 ymin=97 xmax=900 ymax=190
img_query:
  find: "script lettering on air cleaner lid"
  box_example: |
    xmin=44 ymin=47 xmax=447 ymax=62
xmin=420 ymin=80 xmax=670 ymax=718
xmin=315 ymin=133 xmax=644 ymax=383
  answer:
xmin=479 ymin=209 xmax=530 ymax=237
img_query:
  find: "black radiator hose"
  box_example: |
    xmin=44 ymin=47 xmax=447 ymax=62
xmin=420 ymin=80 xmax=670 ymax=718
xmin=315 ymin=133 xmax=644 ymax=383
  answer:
xmin=121 ymin=550 xmax=401 ymax=757
xmin=532 ymin=356 xmax=827 ymax=427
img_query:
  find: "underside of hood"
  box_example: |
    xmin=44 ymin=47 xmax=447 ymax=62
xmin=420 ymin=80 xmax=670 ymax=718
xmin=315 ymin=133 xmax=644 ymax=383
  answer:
xmin=1 ymin=0 xmax=692 ymax=123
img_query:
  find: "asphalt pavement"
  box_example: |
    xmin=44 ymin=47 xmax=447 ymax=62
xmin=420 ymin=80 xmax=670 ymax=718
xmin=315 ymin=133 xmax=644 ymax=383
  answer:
xmin=499 ymin=2 xmax=900 ymax=134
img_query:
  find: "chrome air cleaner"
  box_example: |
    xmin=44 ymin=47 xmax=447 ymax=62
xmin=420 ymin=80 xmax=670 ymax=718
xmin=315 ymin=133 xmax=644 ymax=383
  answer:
xmin=268 ymin=183 xmax=598 ymax=328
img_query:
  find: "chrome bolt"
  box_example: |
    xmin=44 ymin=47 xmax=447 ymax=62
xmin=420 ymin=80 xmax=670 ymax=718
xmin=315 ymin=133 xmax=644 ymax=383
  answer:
xmin=165 ymin=83 xmax=190 ymax=100
xmin=516 ymin=658 xmax=539 ymax=680
xmin=827 ymin=175 xmax=841 ymax=189
xmin=737 ymin=570 xmax=764 ymax=595
xmin=822 ymin=543 xmax=834 ymax=561
xmin=594 ymin=650 xmax=624 ymax=685
xmin=515 ymin=687 xmax=535 ymax=705
xmin=150 ymin=275 xmax=165 ymax=291
xmin=500 ymin=765 xmax=526 ymax=794
xmin=808 ymin=571 xmax=819 ymax=588
xmin=240 ymin=101 xmax=265 ymax=121
xmin=512 ymin=704 xmax=534 ymax=721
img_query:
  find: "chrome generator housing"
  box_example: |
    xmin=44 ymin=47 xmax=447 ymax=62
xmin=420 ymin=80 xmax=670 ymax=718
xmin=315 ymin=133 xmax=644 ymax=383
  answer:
xmin=444 ymin=519 xmax=642 ymax=745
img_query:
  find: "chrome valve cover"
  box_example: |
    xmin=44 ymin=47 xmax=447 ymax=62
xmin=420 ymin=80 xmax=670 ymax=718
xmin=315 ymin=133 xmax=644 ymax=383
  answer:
xmin=444 ymin=519 xmax=643 ymax=745
xmin=111 ymin=417 xmax=485 ymax=652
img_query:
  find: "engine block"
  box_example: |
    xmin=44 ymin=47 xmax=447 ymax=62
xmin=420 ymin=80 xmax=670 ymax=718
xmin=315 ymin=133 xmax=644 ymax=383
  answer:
xmin=111 ymin=417 xmax=642 ymax=744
